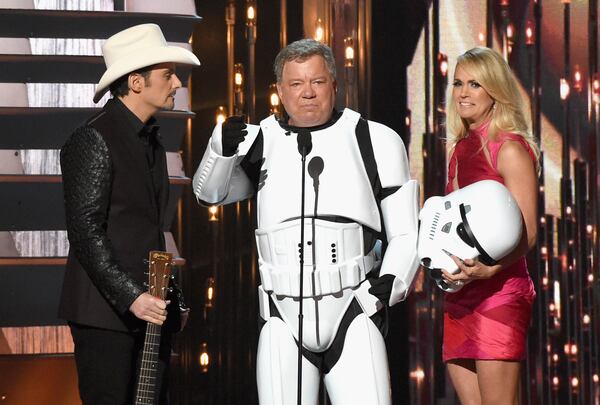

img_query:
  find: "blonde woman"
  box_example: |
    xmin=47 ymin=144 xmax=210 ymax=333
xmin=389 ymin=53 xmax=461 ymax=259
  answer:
xmin=441 ymin=47 xmax=539 ymax=405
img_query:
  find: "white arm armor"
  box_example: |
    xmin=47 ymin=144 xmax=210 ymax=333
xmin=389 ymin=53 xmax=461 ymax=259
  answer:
xmin=380 ymin=180 xmax=420 ymax=305
xmin=369 ymin=120 xmax=420 ymax=306
xmin=192 ymin=122 xmax=260 ymax=205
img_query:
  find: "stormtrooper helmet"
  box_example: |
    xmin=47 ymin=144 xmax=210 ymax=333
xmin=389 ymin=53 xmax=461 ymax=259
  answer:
xmin=418 ymin=180 xmax=523 ymax=292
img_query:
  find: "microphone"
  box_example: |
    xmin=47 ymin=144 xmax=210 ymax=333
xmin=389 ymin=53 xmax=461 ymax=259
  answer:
xmin=307 ymin=156 xmax=324 ymax=190
xmin=296 ymin=130 xmax=312 ymax=156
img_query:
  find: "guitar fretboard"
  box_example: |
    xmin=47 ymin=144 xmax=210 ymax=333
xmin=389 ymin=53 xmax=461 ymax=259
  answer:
xmin=134 ymin=323 xmax=162 ymax=404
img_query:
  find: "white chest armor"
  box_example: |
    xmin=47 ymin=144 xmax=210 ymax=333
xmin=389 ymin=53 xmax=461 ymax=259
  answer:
xmin=257 ymin=109 xmax=381 ymax=232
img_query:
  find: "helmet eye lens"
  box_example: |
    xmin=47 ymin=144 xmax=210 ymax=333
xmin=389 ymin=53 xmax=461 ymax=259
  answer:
xmin=456 ymin=223 xmax=475 ymax=247
xmin=441 ymin=222 xmax=452 ymax=233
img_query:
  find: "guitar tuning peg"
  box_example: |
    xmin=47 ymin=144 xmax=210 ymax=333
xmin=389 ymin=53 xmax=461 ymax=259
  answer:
xmin=168 ymin=287 xmax=174 ymax=293
xmin=143 ymin=259 xmax=150 ymax=265
xmin=143 ymin=270 xmax=149 ymax=275
xmin=143 ymin=282 xmax=149 ymax=288
xmin=170 ymin=275 xmax=176 ymax=280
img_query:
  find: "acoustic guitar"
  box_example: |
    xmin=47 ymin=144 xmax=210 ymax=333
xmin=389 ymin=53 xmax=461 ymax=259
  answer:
xmin=134 ymin=250 xmax=173 ymax=404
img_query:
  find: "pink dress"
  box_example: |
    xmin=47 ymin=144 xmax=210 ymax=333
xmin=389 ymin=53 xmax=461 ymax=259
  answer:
xmin=443 ymin=122 xmax=536 ymax=361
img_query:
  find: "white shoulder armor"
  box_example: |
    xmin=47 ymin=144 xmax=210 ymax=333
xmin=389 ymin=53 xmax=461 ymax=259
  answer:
xmin=192 ymin=121 xmax=261 ymax=205
xmin=368 ymin=120 xmax=411 ymax=187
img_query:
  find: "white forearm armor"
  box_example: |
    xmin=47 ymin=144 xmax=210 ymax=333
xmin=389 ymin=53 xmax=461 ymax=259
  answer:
xmin=379 ymin=180 xmax=420 ymax=304
xmin=192 ymin=122 xmax=261 ymax=205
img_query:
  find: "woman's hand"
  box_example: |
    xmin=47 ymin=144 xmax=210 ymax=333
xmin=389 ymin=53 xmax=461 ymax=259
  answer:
xmin=441 ymin=254 xmax=502 ymax=283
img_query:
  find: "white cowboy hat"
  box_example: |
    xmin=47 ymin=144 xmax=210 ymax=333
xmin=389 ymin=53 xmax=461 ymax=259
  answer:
xmin=93 ymin=23 xmax=200 ymax=103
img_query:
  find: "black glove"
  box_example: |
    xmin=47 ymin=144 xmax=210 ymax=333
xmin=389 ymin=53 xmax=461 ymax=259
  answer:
xmin=368 ymin=274 xmax=396 ymax=306
xmin=221 ymin=115 xmax=247 ymax=157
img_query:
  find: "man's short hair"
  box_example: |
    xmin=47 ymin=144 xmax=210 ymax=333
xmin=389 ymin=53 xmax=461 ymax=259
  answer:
xmin=273 ymin=39 xmax=336 ymax=83
xmin=109 ymin=65 xmax=154 ymax=98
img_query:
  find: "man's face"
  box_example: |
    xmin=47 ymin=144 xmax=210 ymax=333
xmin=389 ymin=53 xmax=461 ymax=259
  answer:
xmin=277 ymin=55 xmax=336 ymax=127
xmin=138 ymin=62 xmax=182 ymax=111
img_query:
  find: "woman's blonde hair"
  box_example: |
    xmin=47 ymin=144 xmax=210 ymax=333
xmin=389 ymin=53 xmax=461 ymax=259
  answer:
xmin=446 ymin=47 xmax=539 ymax=164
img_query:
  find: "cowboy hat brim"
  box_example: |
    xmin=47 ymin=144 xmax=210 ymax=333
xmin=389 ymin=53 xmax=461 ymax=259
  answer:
xmin=93 ymin=45 xmax=200 ymax=103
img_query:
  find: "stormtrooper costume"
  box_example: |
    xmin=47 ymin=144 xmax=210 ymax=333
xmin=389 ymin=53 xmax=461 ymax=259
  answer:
xmin=417 ymin=180 xmax=523 ymax=292
xmin=193 ymin=108 xmax=420 ymax=405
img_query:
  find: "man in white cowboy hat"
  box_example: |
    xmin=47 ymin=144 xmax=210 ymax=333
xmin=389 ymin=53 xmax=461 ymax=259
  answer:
xmin=59 ymin=23 xmax=199 ymax=404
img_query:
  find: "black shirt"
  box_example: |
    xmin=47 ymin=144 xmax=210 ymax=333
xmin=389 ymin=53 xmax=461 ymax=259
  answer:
xmin=112 ymin=98 xmax=163 ymax=205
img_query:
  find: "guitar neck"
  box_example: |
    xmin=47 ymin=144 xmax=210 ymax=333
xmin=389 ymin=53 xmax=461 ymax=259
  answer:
xmin=134 ymin=322 xmax=162 ymax=404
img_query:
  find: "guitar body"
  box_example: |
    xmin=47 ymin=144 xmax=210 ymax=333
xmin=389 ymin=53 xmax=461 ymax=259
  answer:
xmin=134 ymin=251 xmax=173 ymax=405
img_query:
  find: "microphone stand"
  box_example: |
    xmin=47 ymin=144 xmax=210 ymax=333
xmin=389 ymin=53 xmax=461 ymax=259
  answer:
xmin=296 ymin=130 xmax=311 ymax=405
xmin=297 ymin=146 xmax=306 ymax=405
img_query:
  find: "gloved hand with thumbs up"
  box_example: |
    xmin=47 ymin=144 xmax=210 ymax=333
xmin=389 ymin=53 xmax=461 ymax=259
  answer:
xmin=221 ymin=115 xmax=248 ymax=157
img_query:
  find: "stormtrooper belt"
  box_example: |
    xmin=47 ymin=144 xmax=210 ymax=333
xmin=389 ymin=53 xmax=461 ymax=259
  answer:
xmin=255 ymin=218 xmax=377 ymax=297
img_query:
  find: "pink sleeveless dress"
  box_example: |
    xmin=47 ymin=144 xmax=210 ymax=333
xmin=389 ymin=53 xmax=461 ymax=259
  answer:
xmin=443 ymin=122 xmax=536 ymax=361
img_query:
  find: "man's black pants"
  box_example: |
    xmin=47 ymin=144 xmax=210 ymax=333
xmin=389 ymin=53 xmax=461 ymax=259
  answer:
xmin=69 ymin=323 xmax=171 ymax=405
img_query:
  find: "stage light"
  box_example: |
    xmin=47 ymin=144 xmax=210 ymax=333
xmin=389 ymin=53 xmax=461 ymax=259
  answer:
xmin=506 ymin=23 xmax=514 ymax=40
xmin=410 ymin=369 xmax=425 ymax=382
xmin=560 ymin=78 xmax=570 ymax=100
xmin=246 ymin=1 xmax=256 ymax=25
xmin=234 ymin=63 xmax=245 ymax=115
xmin=570 ymin=344 xmax=578 ymax=356
xmin=583 ymin=314 xmax=590 ymax=325
xmin=199 ymin=342 xmax=210 ymax=373
xmin=215 ymin=106 xmax=226 ymax=124
xmin=571 ymin=377 xmax=579 ymax=388
xmin=593 ymin=74 xmax=600 ymax=104
xmin=208 ymin=205 xmax=219 ymax=222
xmin=205 ymin=277 xmax=215 ymax=306
xmin=234 ymin=64 xmax=244 ymax=88
xmin=269 ymin=83 xmax=280 ymax=116
xmin=573 ymin=65 xmax=582 ymax=92
xmin=552 ymin=376 xmax=559 ymax=388
xmin=438 ymin=53 xmax=448 ymax=77
xmin=344 ymin=37 xmax=355 ymax=67
xmin=525 ymin=20 xmax=534 ymax=46
xmin=314 ymin=18 xmax=324 ymax=42
xmin=594 ymin=374 xmax=599 ymax=383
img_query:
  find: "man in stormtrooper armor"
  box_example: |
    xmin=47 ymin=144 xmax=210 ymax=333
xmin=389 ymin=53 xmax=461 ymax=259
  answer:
xmin=193 ymin=38 xmax=420 ymax=405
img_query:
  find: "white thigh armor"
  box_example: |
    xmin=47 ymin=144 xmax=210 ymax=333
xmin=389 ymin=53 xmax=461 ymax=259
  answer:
xmin=255 ymin=218 xmax=379 ymax=352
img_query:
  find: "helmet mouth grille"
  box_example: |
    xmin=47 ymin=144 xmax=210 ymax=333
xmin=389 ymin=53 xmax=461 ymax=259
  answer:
xmin=428 ymin=212 xmax=441 ymax=240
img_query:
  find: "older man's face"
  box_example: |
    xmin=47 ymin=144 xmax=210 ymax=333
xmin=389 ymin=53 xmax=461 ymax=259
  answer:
xmin=277 ymin=55 xmax=336 ymax=127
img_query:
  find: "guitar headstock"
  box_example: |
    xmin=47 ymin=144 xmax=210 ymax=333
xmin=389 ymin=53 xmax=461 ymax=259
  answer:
xmin=147 ymin=250 xmax=173 ymax=300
